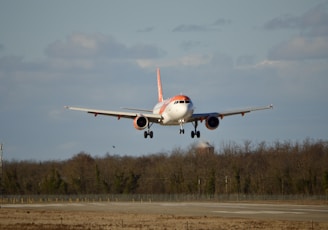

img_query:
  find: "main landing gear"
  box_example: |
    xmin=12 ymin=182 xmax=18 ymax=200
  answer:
xmin=144 ymin=130 xmax=153 ymax=138
xmin=178 ymin=120 xmax=200 ymax=138
xmin=143 ymin=121 xmax=201 ymax=139
xmin=191 ymin=121 xmax=200 ymax=138
xmin=144 ymin=123 xmax=154 ymax=138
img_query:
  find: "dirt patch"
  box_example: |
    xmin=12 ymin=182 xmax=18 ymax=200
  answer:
xmin=0 ymin=208 xmax=327 ymax=230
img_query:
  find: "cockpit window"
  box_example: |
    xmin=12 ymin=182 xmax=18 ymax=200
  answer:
xmin=175 ymin=100 xmax=190 ymax=104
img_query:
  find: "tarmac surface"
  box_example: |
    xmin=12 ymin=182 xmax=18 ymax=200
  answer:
xmin=3 ymin=201 xmax=328 ymax=223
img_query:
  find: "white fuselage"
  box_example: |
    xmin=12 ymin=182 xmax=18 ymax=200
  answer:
xmin=153 ymin=95 xmax=194 ymax=125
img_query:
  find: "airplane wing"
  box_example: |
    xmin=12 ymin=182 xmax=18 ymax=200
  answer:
xmin=190 ymin=104 xmax=273 ymax=122
xmin=120 ymin=107 xmax=153 ymax=113
xmin=64 ymin=106 xmax=162 ymax=123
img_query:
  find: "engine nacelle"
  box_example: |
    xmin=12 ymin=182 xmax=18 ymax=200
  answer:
xmin=133 ymin=115 xmax=149 ymax=130
xmin=205 ymin=116 xmax=220 ymax=130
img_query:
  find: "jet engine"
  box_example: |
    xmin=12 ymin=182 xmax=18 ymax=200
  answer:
xmin=133 ymin=115 xmax=149 ymax=130
xmin=205 ymin=116 xmax=219 ymax=130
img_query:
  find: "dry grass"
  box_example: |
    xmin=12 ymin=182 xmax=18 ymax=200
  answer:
xmin=1 ymin=208 xmax=327 ymax=230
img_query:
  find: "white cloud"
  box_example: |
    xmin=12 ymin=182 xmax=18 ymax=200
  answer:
xmin=136 ymin=54 xmax=212 ymax=69
xmin=45 ymin=33 xmax=164 ymax=59
xmin=269 ymin=36 xmax=328 ymax=60
xmin=71 ymin=33 xmax=98 ymax=49
xmin=261 ymin=2 xmax=328 ymax=61
xmin=237 ymin=57 xmax=328 ymax=101
xmin=173 ymin=18 xmax=231 ymax=32
xmin=261 ymin=2 xmax=328 ymax=33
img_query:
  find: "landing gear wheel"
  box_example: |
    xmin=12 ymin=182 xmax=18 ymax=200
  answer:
xmin=178 ymin=119 xmax=185 ymax=135
xmin=144 ymin=130 xmax=154 ymax=138
xmin=191 ymin=121 xmax=200 ymax=138
xmin=191 ymin=130 xmax=201 ymax=138
xmin=144 ymin=123 xmax=154 ymax=139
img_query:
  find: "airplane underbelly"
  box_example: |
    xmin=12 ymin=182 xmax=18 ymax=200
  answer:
xmin=160 ymin=111 xmax=192 ymax=126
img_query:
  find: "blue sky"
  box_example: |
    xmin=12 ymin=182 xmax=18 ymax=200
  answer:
xmin=1 ymin=0 xmax=328 ymax=160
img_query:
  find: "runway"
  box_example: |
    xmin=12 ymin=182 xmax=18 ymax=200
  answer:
xmin=3 ymin=202 xmax=328 ymax=223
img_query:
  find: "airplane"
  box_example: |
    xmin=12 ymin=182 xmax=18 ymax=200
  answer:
xmin=65 ymin=68 xmax=273 ymax=139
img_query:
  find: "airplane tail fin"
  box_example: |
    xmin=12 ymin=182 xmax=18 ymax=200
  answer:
xmin=157 ymin=68 xmax=163 ymax=102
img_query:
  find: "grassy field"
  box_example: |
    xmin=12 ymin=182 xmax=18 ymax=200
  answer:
xmin=1 ymin=205 xmax=328 ymax=230
xmin=0 ymin=208 xmax=325 ymax=230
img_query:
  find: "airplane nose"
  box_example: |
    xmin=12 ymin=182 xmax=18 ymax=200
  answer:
xmin=175 ymin=104 xmax=192 ymax=118
xmin=181 ymin=106 xmax=188 ymax=115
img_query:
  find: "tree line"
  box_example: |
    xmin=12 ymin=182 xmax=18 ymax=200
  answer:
xmin=1 ymin=139 xmax=328 ymax=196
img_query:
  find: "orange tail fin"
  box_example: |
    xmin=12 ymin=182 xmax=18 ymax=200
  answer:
xmin=157 ymin=68 xmax=163 ymax=102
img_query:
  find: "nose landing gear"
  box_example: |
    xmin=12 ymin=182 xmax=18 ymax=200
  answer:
xmin=179 ymin=119 xmax=185 ymax=134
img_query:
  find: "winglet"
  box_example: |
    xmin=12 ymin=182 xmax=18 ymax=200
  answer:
xmin=157 ymin=68 xmax=163 ymax=102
